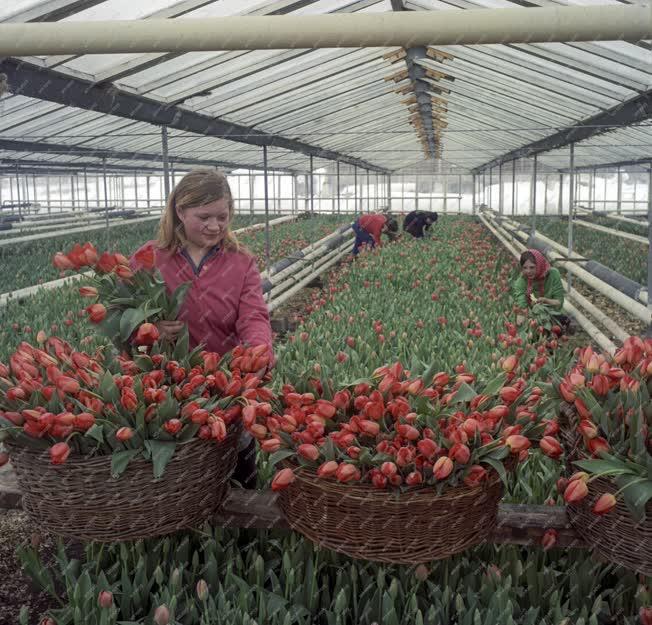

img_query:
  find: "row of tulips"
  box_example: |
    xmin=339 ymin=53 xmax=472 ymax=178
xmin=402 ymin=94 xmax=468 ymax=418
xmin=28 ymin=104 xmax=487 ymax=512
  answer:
xmin=18 ymin=521 xmax=652 ymax=625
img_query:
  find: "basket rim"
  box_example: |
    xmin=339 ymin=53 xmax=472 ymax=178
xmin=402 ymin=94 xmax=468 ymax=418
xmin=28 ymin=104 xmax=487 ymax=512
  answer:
xmin=281 ymin=457 xmax=505 ymax=504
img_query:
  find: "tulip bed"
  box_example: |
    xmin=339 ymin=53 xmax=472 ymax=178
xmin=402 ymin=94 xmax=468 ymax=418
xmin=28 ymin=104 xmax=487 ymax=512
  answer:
xmin=519 ymin=216 xmax=647 ymax=285
xmin=5 ymin=216 xmax=651 ymax=624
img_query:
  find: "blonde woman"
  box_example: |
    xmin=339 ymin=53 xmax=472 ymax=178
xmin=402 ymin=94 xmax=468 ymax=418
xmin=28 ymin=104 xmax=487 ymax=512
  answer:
xmin=131 ymin=168 xmax=273 ymax=487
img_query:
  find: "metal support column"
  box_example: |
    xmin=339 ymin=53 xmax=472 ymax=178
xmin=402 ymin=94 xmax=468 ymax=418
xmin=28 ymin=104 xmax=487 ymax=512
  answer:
xmin=336 ymin=161 xmax=341 ymax=215
xmin=558 ymin=172 xmax=564 ymax=215
xmin=589 ymin=167 xmax=596 ymax=211
xmin=443 ymin=174 xmax=448 ymax=213
xmin=309 ymin=155 xmax=314 ymax=214
xmin=647 ymin=161 xmax=651 ymax=336
xmin=488 ymin=167 xmax=493 ymax=209
xmin=354 ymin=166 xmax=357 ymax=213
xmin=83 ymin=168 xmax=89 ymax=210
xmin=617 ymin=165 xmax=623 ymax=214
xmin=102 ymin=158 xmax=109 ymax=243
xmin=567 ymin=144 xmax=575 ymax=292
xmin=161 ymin=126 xmax=170 ymax=200
xmin=45 ymin=175 xmax=51 ymax=214
xmin=511 ymin=161 xmax=516 ymax=216
xmin=248 ymin=170 xmax=255 ymax=215
xmin=133 ymin=170 xmax=138 ymax=211
xmin=263 ymin=146 xmax=270 ymax=276
xmin=531 ymin=154 xmax=538 ymax=235
xmin=472 ymin=174 xmax=476 ymax=214
xmin=70 ymin=175 xmax=75 ymax=211
xmin=15 ymin=164 xmax=21 ymax=218
xmin=498 ymin=163 xmax=503 ymax=214
xmin=366 ymin=169 xmax=370 ymax=213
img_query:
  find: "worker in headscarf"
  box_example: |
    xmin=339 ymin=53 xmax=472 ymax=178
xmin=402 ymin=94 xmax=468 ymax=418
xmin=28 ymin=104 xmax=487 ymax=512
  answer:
xmin=513 ymin=249 xmax=566 ymax=327
xmin=403 ymin=211 xmax=438 ymax=239
xmin=351 ymin=213 xmax=399 ymax=256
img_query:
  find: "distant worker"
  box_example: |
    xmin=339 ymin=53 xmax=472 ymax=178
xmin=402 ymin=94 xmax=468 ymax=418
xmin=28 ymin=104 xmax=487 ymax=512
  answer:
xmin=513 ymin=249 xmax=571 ymax=331
xmin=351 ymin=213 xmax=398 ymax=256
xmin=403 ymin=211 xmax=438 ymax=239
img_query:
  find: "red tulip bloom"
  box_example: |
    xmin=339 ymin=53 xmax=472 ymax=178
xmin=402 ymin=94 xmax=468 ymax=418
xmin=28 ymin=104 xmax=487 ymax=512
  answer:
xmin=433 ymin=456 xmax=453 ymax=480
xmin=592 ymin=493 xmax=617 ymax=515
xmin=317 ymin=460 xmax=339 ymax=478
xmin=50 ymin=442 xmax=71 ymax=465
xmin=53 ymin=252 xmax=75 ymax=271
xmin=271 ymin=468 xmax=296 ymax=491
xmin=297 ymin=443 xmax=320 ymax=461
xmin=564 ymin=478 xmax=589 ymax=503
xmin=539 ymin=436 xmax=563 ymax=459
xmin=86 ymin=304 xmax=107 ymax=324
xmin=463 ymin=465 xmax=487 ymax=488
xmin=163 ymin=419 xmax=182 ymax=435
xmin=134 ymin=246 xmax=156 ymax=270
xmin=134 ymin=323 xmax=160 ymax=346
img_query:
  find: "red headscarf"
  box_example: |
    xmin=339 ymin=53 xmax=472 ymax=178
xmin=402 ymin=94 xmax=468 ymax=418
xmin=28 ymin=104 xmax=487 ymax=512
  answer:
xmin=524 ymin=249 xmax=550 ymax=306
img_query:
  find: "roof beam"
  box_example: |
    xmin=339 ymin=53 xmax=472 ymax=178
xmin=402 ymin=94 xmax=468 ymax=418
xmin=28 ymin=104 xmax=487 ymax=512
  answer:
xmin=471 ymin=90 xmax=652 ymax=173
xmin=3 ymin=0 xmax=106 ymax=23
xmin=0 ymin=59 xmax=387 ymax=173
xmin=557 ymin=157 xmax=652 ymax=173
xmin=0 ymin=138 xmax=292 ymax=173
xmin=0 ymin=157 xmax=186 ymax=175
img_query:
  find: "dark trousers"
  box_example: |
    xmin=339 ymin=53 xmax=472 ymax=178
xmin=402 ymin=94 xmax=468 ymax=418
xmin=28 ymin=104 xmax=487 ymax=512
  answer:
xmin=232 ymin=437 xmax=257 ymax=489
xmin=352 ymin=221 xmax=375 ymax=256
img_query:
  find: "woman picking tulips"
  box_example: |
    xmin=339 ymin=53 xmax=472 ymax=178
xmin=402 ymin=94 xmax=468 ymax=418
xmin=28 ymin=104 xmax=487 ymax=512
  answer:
xmin=351 ymin=212 xmax=399 ymax=255
xmin=130 ymin=168 xmax=273 ymax=488
xmin=513 ymin=249 xmax=572 ymax=332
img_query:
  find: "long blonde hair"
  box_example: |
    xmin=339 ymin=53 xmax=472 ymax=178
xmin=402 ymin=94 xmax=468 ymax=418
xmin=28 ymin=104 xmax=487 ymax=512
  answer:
xmin=158 ymin=168 xmax=242 ymax=253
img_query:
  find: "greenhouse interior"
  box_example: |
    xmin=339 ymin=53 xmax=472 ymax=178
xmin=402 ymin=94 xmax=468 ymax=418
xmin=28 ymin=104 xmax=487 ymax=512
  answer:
xmin=0 ymin=1 xmax=651 ymax=624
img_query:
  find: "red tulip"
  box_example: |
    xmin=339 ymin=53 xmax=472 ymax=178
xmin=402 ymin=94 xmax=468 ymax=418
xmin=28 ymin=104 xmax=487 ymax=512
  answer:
xmin=587 ymin=436 xmax=609 ymax=457
xmin=74 ymin=412 xmax=95 ymax=431
xmin=463 ymin=465 xmax=487 ymax=488
xmin=134 ymin=246 xmax=156 ymax=270
xmin=271 ymin=468 xmax=296 ymax=491
xmin=260 ymin=438 xmax=281 ymax=453
xmin=639 ymin=607 xmax=652 ymax=625
xmin=406 ymin=471 xmax=423 ymax=486
xmin=297 ymin=443 xmax=320 ymax=461
xmin=134 ymin=323 xmax=160 ymax=346
xmin=372 ymin=473 xmax=388 ymax=489
xmin=0 ymin=452 xmax=9 ymax=467
xmin=505 ymin=434 xmax=531 ymax=453
xmin=380 ymin=461 xmax=397 ymax=477
xmin=56 ymin=376 xmax=80 ymax=395
xmin=317 ymin=460 xmax=339 ymax=477
xmin=541 ymin=528 xmax=558 ymax=550
xmin=433 ymin=456 xmax=453 ymax=480
xmin=114 ymin=264 xmax=134 ymax=280
xmin=116 ymin=427 xmax=134 ymax=442
xmin=120 ymin=388 xmax=138 ymax=412
xmin=95 ymin=252 xmax=118 ymax=274
xmin=53 ymin=252 xmax=74 ymax=271
xmin=78 ymin=286 xmax=98 ymax=298
xmin=210 ymin=418 xmax=227 ymax=441
xmin=539 ymin=436 xmax=563 ymax=459
xmin=86 ymin=303 xmax=107 ymax=324
xmin=153 ymin=605 xmax=170 ymax=625
xmin=163 ymin=419 xmax=182 ymax=435
xmin=336 ymin=463 xmax=360 ymax=483
xmin=564 ymin=478 xmax=589 ymax=503
xmin=98 ymin=590 xmax=113 ymax=608
xmin=417 ymin=438 xmax=439 ymax=459
xmin=592 ymin=492 xmax=617 ymax=515
xmin=449 ymin=443 xmax=471 ymax=464
xmin=501 ymin=355 xmax=518 ymax=372
xmin=50 ymin=442 xmax=71 ymax=465
xmin=499 ymin=386 xmax=521 ymax=404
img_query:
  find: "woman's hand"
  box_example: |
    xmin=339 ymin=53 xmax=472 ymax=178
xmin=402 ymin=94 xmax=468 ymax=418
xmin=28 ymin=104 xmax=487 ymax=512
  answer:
xmin=156 ymin=320 xmax=185 ymax=342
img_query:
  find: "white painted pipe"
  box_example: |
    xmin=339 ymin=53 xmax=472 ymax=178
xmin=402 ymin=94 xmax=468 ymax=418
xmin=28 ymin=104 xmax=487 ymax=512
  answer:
xmin=0 ymin=214 xmax=161 ymax=248
xmin=260 ymin=223 xmax=352 ymax=281
xmin=577 ymin=207 xmax=648 ymax=229
xmin=266 ymin=238 xmax=352 ymax=301
xmin=502 ymin=221 xmax=649 ymax=306
xmin=566 ymin=287 xmax=630 ymax=343
xmin=262 ymin=230 xmax=354 ymax=286
xmin=563 ymin=300 xmax=616 ymax=355
xmin=480 ymin=214 xmax=620 ymax=353
xmin=0 ymin=6 xmax=649 ymax=55
xmin=268 ymin=241 xmax=351 ymax=314
xmin=486 ymin=213 xmax=651 ymax=324
xmin=572 ymin=218 xmax=647 ymax=246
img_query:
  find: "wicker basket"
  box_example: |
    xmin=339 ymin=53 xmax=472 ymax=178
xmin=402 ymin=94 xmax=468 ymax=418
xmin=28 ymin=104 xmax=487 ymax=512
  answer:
xmin=277 ymin=461 xmax=506 ymax=564
xmin=7 ymin=423 xmax=240 ymax=543
xmin=559 ymin=403 xmax=652 ymax=575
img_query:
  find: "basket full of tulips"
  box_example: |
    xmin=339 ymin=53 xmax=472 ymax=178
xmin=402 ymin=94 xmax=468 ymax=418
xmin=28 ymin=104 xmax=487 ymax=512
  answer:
xmin=247 ymin=361 xmax=555 ymax=564
xmin=0 ymin=335 xmax=273 ymax=542
xmin=552 ymin=336 xmax=652 ymax=575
